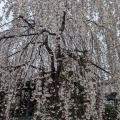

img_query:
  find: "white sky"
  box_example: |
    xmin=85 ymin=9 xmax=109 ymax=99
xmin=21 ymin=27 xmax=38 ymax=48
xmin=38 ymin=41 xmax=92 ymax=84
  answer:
xmin=0 ymin=1 xmax=4 ymax=18
xmin=0 ymin=1 xmax=13 ymax=32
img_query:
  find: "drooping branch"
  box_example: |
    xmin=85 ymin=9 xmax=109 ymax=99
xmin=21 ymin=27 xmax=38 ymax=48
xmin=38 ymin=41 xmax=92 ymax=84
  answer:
xmin=0 ymin=33 xmax=39 ymax=41
xmin=59 ymin=11 xmax=66 ymax=33
xmin=0 ymin=29 xmax=56 ymax=42
xmin=0 ymin=61 xmax=29 ymax=72
xmin=90 ymin=61 xmax=111 ymax=75
xmin=65 ymin=49 xmax=111 ymax=74
xmin=44 ymin=35 xmax=55 ymax=78
xmin=19 ymin=15 xmax=35 ymax=29
xmin=56 ymin=37 xmax=63 ymax=76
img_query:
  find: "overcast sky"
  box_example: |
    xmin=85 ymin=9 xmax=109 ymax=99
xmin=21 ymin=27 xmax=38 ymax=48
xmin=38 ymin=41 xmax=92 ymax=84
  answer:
xmin=0 ymin=1 xmax=13 ymax=32
xmin=0 ymin=1 xmax=4 ymax=18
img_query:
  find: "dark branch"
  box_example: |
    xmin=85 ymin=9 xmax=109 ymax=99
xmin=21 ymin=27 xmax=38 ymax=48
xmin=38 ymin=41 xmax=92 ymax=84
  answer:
xmin=0 ymin=33 xmax=39 ymax=41
xmin=41 ymin=29 xmax=56 ymax=36
xmin=44 ymin=35 xmax=55 ymax=75
xmin=90 ymin=61 xmax=111 ymax=75
xmin=19 ymin=15 xmax=35 ymax=29
xmin=0 ymin=30 xmax=56 ymax=42
xmin=59 ymin=11 xmax=66 ymax=33
xmin=65 ymin=49 xmax=111 ymax=74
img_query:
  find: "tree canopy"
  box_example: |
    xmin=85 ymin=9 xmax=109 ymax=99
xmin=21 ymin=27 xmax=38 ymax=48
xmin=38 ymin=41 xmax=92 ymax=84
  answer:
xmin=0 ymin=0 xmax=120 ymax=120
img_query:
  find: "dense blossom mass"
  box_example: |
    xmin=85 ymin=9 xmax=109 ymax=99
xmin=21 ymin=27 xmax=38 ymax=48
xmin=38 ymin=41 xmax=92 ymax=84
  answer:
xmin=0 ymin=0 xmax=120 ymax=120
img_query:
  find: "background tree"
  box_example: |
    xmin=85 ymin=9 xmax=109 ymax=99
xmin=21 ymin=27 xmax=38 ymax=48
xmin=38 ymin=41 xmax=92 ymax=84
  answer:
xmin=0 ymin=0 xmax=119 ymax=120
